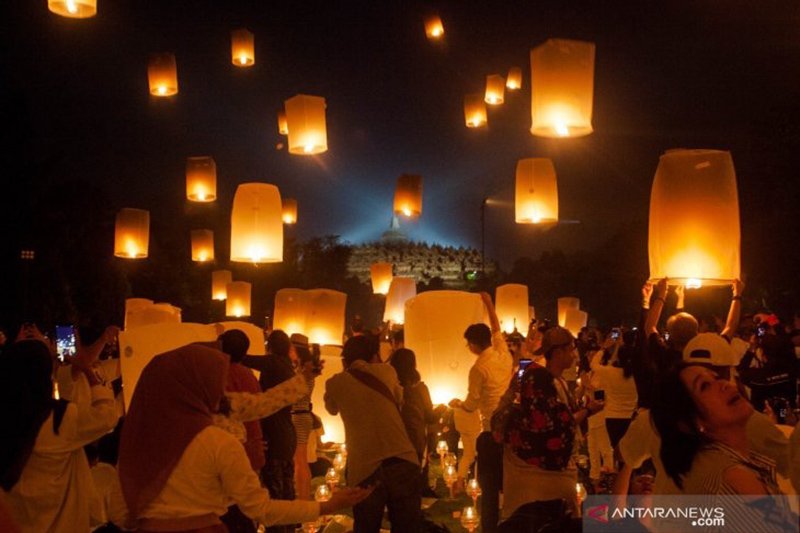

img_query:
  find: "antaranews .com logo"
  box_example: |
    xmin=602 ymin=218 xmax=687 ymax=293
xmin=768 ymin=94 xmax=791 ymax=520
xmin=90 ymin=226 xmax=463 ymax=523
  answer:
xmin=586 ymin=503 xmax=724 ymax=527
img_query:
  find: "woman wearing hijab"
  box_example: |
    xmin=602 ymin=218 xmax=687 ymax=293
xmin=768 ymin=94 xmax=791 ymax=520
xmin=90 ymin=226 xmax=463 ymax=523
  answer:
xmin=118 ymin=344 xmax=370 ymax=532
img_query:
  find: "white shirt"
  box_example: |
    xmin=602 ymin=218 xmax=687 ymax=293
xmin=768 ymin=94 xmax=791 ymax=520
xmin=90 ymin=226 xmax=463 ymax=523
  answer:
xmin=461 ymin=331 xmax=514 ymax=431
xmin=89 ymin=463 xmax=129 ymax=530
xmin=591 ymin=363 xmax=637 ymax=419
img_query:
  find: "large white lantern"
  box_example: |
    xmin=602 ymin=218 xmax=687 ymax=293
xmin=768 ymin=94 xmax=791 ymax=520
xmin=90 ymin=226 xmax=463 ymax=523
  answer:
xmin=211 ymin=270 xmax=232 ymax=300
xmin=226 ymin=281 xmax=252 ymax=318
xmin=557 ymin=297 xmax=580 ymax=328
xmin=114 ymin=208 xmax=150 ymax=259
xmin=305 ymin=289 xmax=347 ymax=346
xmin=285 ymin=94 xmax=328 ymax=155
xmin=495 ymin=284 xmax=530 ymax=334
xmin=383 ymin=277 xmax=417 ymax=324
xmin=515 ymin=158 xmax=558 ymax=224
xmin=564 ymin=308 xmax=588 ymax=337
xmin=230 ymin=183 xmax=283 ymax=263
xmin=370 ymin=263 xmax=393 ymax=295
xmin=273 ymin=289 xmax=309 ymax=337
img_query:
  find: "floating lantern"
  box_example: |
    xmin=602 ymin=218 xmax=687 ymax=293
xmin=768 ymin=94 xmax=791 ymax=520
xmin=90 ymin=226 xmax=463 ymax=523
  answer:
xmin=564 ymin=308 xmax=588 ymax=337
xmin=383 ymin=277 xmax=417 ymax=325
xmin=277 ymin=111 xmax=288 ymax=136
xmin=230 ymin=183 xmax=283 ymax=263
xmin=515 ymin=158 xmax=559 ymax=224
xmin=148 ymin=53 xmax=178 ymax=97
xmin=273 ymin=289 xmax=309 ymax=336
xmin=226 ymin=281 xmax=252 ymax=318
xmin=48 ymin=0 xmax=96 ymax=18
xmin=464 ymin=94 xmax=487 ymax=128
xmin=212 ymin=270 xmax=232 ymax=300
xmin=190 ymin=230 xmax=214 ymax=262
xmin=557 ymin=297 xmax=580 ymax=328
xmin=495 ymin=284 xmax=530 ymax=334
xmin=530 ymin=39 xmax=595 ymax=138
xmin=114 ymin=208 xmax=149 ymax=259
xmin=393 ymin=174 xmax=423 ymax=218
xmin=506 ymin=67 xmax=522 ymax=90
xmin=285 ymin=94 xmax=327 ymax=155
xmin=648 ymin=149 xmax=740 ymax=287
xmin=370 ymin=262 xmax=393 ymax=295
xmin=424 ymin=15 xmax=444 ymax=40
xmin=231 ymin=28 xmax=255 ymax=67
xmin=484 ymin=74 xmax=505 ymax=105
xmin=282 ymin=198 xmax=298 ymax=225
xmin=186 ymin=156 xmax=217 ymax=202
xmin=305 ymin=289 xmax=347 ymax=345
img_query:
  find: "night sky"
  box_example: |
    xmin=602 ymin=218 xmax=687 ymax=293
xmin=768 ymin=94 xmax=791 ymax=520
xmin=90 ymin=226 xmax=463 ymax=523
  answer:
xmin=2 ymin=1 xmax=800 ymax=324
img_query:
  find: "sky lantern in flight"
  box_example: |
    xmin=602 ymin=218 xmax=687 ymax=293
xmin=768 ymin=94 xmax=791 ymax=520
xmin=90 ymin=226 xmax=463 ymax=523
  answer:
xmin=424 ymin=14 xmax=444 ymax=40
xmin=506 ymin=67 xmax=522 ymax=90
xmin=148 ymin=53 xmax=178 ymax=97
xmin=464 ymin=94 xmax=487 ymax=128
xmin=306 ymin=289 xmax=347 ymax=345
xmin=190 ymin=230 xmax=214 ymax=262
xmin=285 ymin=94 xmax=328 ymax=155
xmin=484 ymin=74 xmax=506 ymax=105
xmin=185 ymin=156 xmax=217 ymax=202
xmin=530 ymin=39 xmax=595 ymax=138
xmin=370 ymin=262 xmax=393 ymax=295
xmin=48 ymin=0 xmax=96 ymax=18
xmin=226 ymin=281 xmax=252 ymax=317
xmin=230 ymin=183 xmax=283 ymax=264
xmin=384 ymin=277 xmax=417 ymax=324
xmin=557 ymin=297 xmax=580 ymax=328
xmin=273 ymin=289 xmax=309 ymax=336
xmin=282 ymin=198 xmax=298 ymax=224
xmin=564 ymin=308 xmax=588 ymax=336
xmin=277 ymin=111 xmax=289 ymax=136
xmin=393 ymin=174 xmax=423 ymax=218
xmin=114 ymin=208 xmax=149 ymax=259
xmin=649 ymin=149 xmax=740 ymax=288
xmin=231 ymin=28 xmax=255 ymax=67
xmin=495 ymin=284 xmax=530 ymax=334
xmin=212 ymin=270 xmax=232 ymax=300
xmin=515 ymin=158 xmax=559 ymax=224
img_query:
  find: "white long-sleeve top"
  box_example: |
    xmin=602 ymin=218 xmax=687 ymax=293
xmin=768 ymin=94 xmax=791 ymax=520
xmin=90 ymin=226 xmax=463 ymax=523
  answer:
xmin=461 ymin=331 xmax=514 ymax=431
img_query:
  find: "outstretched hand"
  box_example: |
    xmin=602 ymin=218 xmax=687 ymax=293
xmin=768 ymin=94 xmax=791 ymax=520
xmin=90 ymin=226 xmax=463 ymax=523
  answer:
xmin=320 ymin=485 xmax=376 ymax=514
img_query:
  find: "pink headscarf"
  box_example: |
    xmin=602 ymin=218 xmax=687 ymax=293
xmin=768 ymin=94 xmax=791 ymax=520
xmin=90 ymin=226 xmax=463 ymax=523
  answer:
xmin=118 ymin=344 xmax=228 ymax=518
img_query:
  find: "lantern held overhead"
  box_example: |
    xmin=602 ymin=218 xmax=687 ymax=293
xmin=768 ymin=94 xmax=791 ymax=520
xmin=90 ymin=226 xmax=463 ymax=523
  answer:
xmin=648 ymin=149 xmax=740 ymax=287
xmin=506 ymin=67 xmax=522 ymax=90
xmin=191 ymin=230 xmax=214 ymax=262
xmin=424 ymin=15 xmax=444 ymax=40
xmin=370 ymin=263 xmax=393 ymax=295
xmin=285 ymin=94 xmax=328 ymax=155
xmin=230 ymin=183 xmax=283 ymax=264
xmin=384 ymin=277 xmax=417 ymax=324
xmin=148 ymin=53 xmax=178 ymax=97
xmin=114 ymin=208 xmax=150 ymax=259
xmin=495 ymin=284 xmax=530 ymax=334
xmin=393 ymin=174 xmax=423 ymax=218
xmin=484 ymin=74 xmax=505 ymax=105
xmin=212 ymin=270 xmax=232 ymax=300
xmin=306 ymin=289 xmax=347 ymax=346
xmin=48 ymin=0 xmax=96 ymax=18
xmin=464 ymin=94 xmax=487 ymax=128
xmin=515 ymin=158 xmax=559 ymax=224
xmin=282 ymin=198 xmax=298 ymax=225
xmin=231 ymin=28 xmax=255 ymax=67
xmin=186 ymin=156 xmax=217 ymax=202
xmin=226 ymin=281 xmax=252 ymax=318
xmin=557 ymin=297 xmax=580 ymax=328
xmin=564 ymin=308 xmax=588 ymax=337
xmin=530 ymin=39 xmax=595 ymax=138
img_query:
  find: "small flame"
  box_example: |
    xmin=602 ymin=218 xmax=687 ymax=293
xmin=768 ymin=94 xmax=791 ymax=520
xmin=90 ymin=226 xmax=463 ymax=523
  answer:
xmin=125 ymin=241 xmax=139 ymax=258
xmin=283 ymin=215 xmax=295 ymax=224
xmin=197 ymin=251 xmax=208 ymax=262
xmin=686 ymin=278 xmax=703 ymax=289
xmin=157 ymin=86 xmax=167 ymax=95
xmin=554 ymin=122 xmax=570 ymax=137
xmin=239 ymin=54 xmax=248 ymax=65
xmin=304 ymin=144 xmax=315 ymax=154
xmin=432 ymin=27 xmax=443 ymax=37
xmin=402 ymin=207 xmax=412 ymax=217
xmin=66 ymin=0 xmax=78 ymax=14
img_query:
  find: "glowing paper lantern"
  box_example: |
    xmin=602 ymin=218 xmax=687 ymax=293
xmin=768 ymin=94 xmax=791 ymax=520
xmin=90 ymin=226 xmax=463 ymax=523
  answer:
xmin=125 ymin=302 xmax=181 ymax=331
xmin=273 ymin=288 xmax=309 ymax=336
xmin=277 ymin=111 xmax=289 ymax=136
xmin=405 ymin=291 xmax=488 ymax=405
xmin=48 ymin=0 xmax=96 ymax=18
xmin=648 ymin=149 xmax=740 ymax=287
xmin=231 ymin=28 xmax=255 ymax=67
xmin=495 ymin=284 xmax=530 ymax=334
xmin=186 ymin=156 xmax=217 ymax=202
xmin=282 ymin=198 xmax=298 ymax=225
xmin=114 ymin=208 xmax=149 ymax=259
xmin=530 ymin=39 xmax=595 ymax=138
xmin=515 ymin=158 xmax=559 ymax=224
xmin=393 ymin=174 xmax=423 ymax=218
xmin=310 ymin=344 xmax=346 ymax=442
xmin=230 ymin=183 xmax=283 ymax=263
xmin=383 ymin=277 xmax=417 ymax=324
xmin=506 ymin=67 xmax=522 ymax=90
xmin=464 ymin=94 xmax=487 ymax=128
xmin=564 ymin=308 xmax=588 ymax=337
xmin=148 ymin=53 xmax=178 ymax=97
xmin=306 ymin=289 xmax=347 ymax=345
xmin=212 ymin=270 xmax=232 ymax=300
xmin=485 ymin=75 xmax=506 ymax=105
xmin=226 ymin=281 xmax=252 ymax=318
xmin=370 ymin=263 xmax=393 ymax=295
xmin=557 ymin=297 xmax=580 ymax=328
xmin=285 ymin=94 xmax=327 ymax=155
xmin=124 ymin=298 xmax=153 ymax=330
xmin=191 ymin=230 xmax=214 ymax=262
xmin=424 ymin=15 xmax=444 ymax=40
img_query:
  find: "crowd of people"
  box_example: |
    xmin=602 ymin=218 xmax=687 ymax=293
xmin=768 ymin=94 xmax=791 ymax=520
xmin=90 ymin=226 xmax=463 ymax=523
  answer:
xmin=1 ymin=278 xmax=799 ymax=532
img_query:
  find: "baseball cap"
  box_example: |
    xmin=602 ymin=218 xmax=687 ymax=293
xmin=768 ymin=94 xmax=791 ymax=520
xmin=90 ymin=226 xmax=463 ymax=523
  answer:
xmin=290 ymin=333 xmax=309 ymax=347
xmin=534 ymin=326 xmax=575 ymax=355
xmin=682 ymin=333 xmax=738 ymax=367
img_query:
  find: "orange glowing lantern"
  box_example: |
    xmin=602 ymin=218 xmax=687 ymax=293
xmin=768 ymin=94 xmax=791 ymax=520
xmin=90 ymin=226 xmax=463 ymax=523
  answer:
xmin=648 ymin=149 xmax=740 ymax=287
xmin=124 ymin=298 xmax=154 ymax=330
xmin=515 ymin=158 xmax=559 ymax=224
xmin=212 ymin=270 xmax=232 ymax=300
xmin=48 ymin=0 xmax=96 ymax=18
xmin=464 ymin=94 xmax=487 ymax=128
xmin=282 ymin=198 xmax=298 ymax=225
xmin=114 ymin=208 xmax=149 ymax=259
xmin=285 ymin=94 xmax=327 ymax=155
xmin=484 ymin=74 xmax=506 ymax=105
xmin=306 ymin=289 xmax=347 ymax=345
xmin=277 ymin=111 xmax=289 ymax=136
xmin=226 ymin=281 xmax=252 ymax=318
xmin=370 ymin=263 xmax=393 ymax=295
xmin=506 ymin=67 xmax=522 ymax=90
xmin=273 ymin=289 xmax=309 ymax=336
xmin=495 ymin=284 xmax=530 ymax=334
xmin=190 ymin=230 xmax=214 ymax=262
xmin=424 ymin=15 xmax=444 ymax=40
xmin=530 ymin=39 xmax=595 ymax=138
xmin=557 ymin=297 xmax=580 ymax=328
xmin=230 ymin=183 xmax=283 ymax=264
xmin=564 ymin=308 xmax=588 ymax=337
xmin=186 ymin=156 xmax=217 ymax=202
xmin=383 ymin=277 xmax=417 ymax=324
xmin=148 ymin=53 xmax=178 ymax=97
xmin=393 ymin=174 xmax=423 ymax=218
xmin=231 ymin=28 xmax=255 ymax=67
